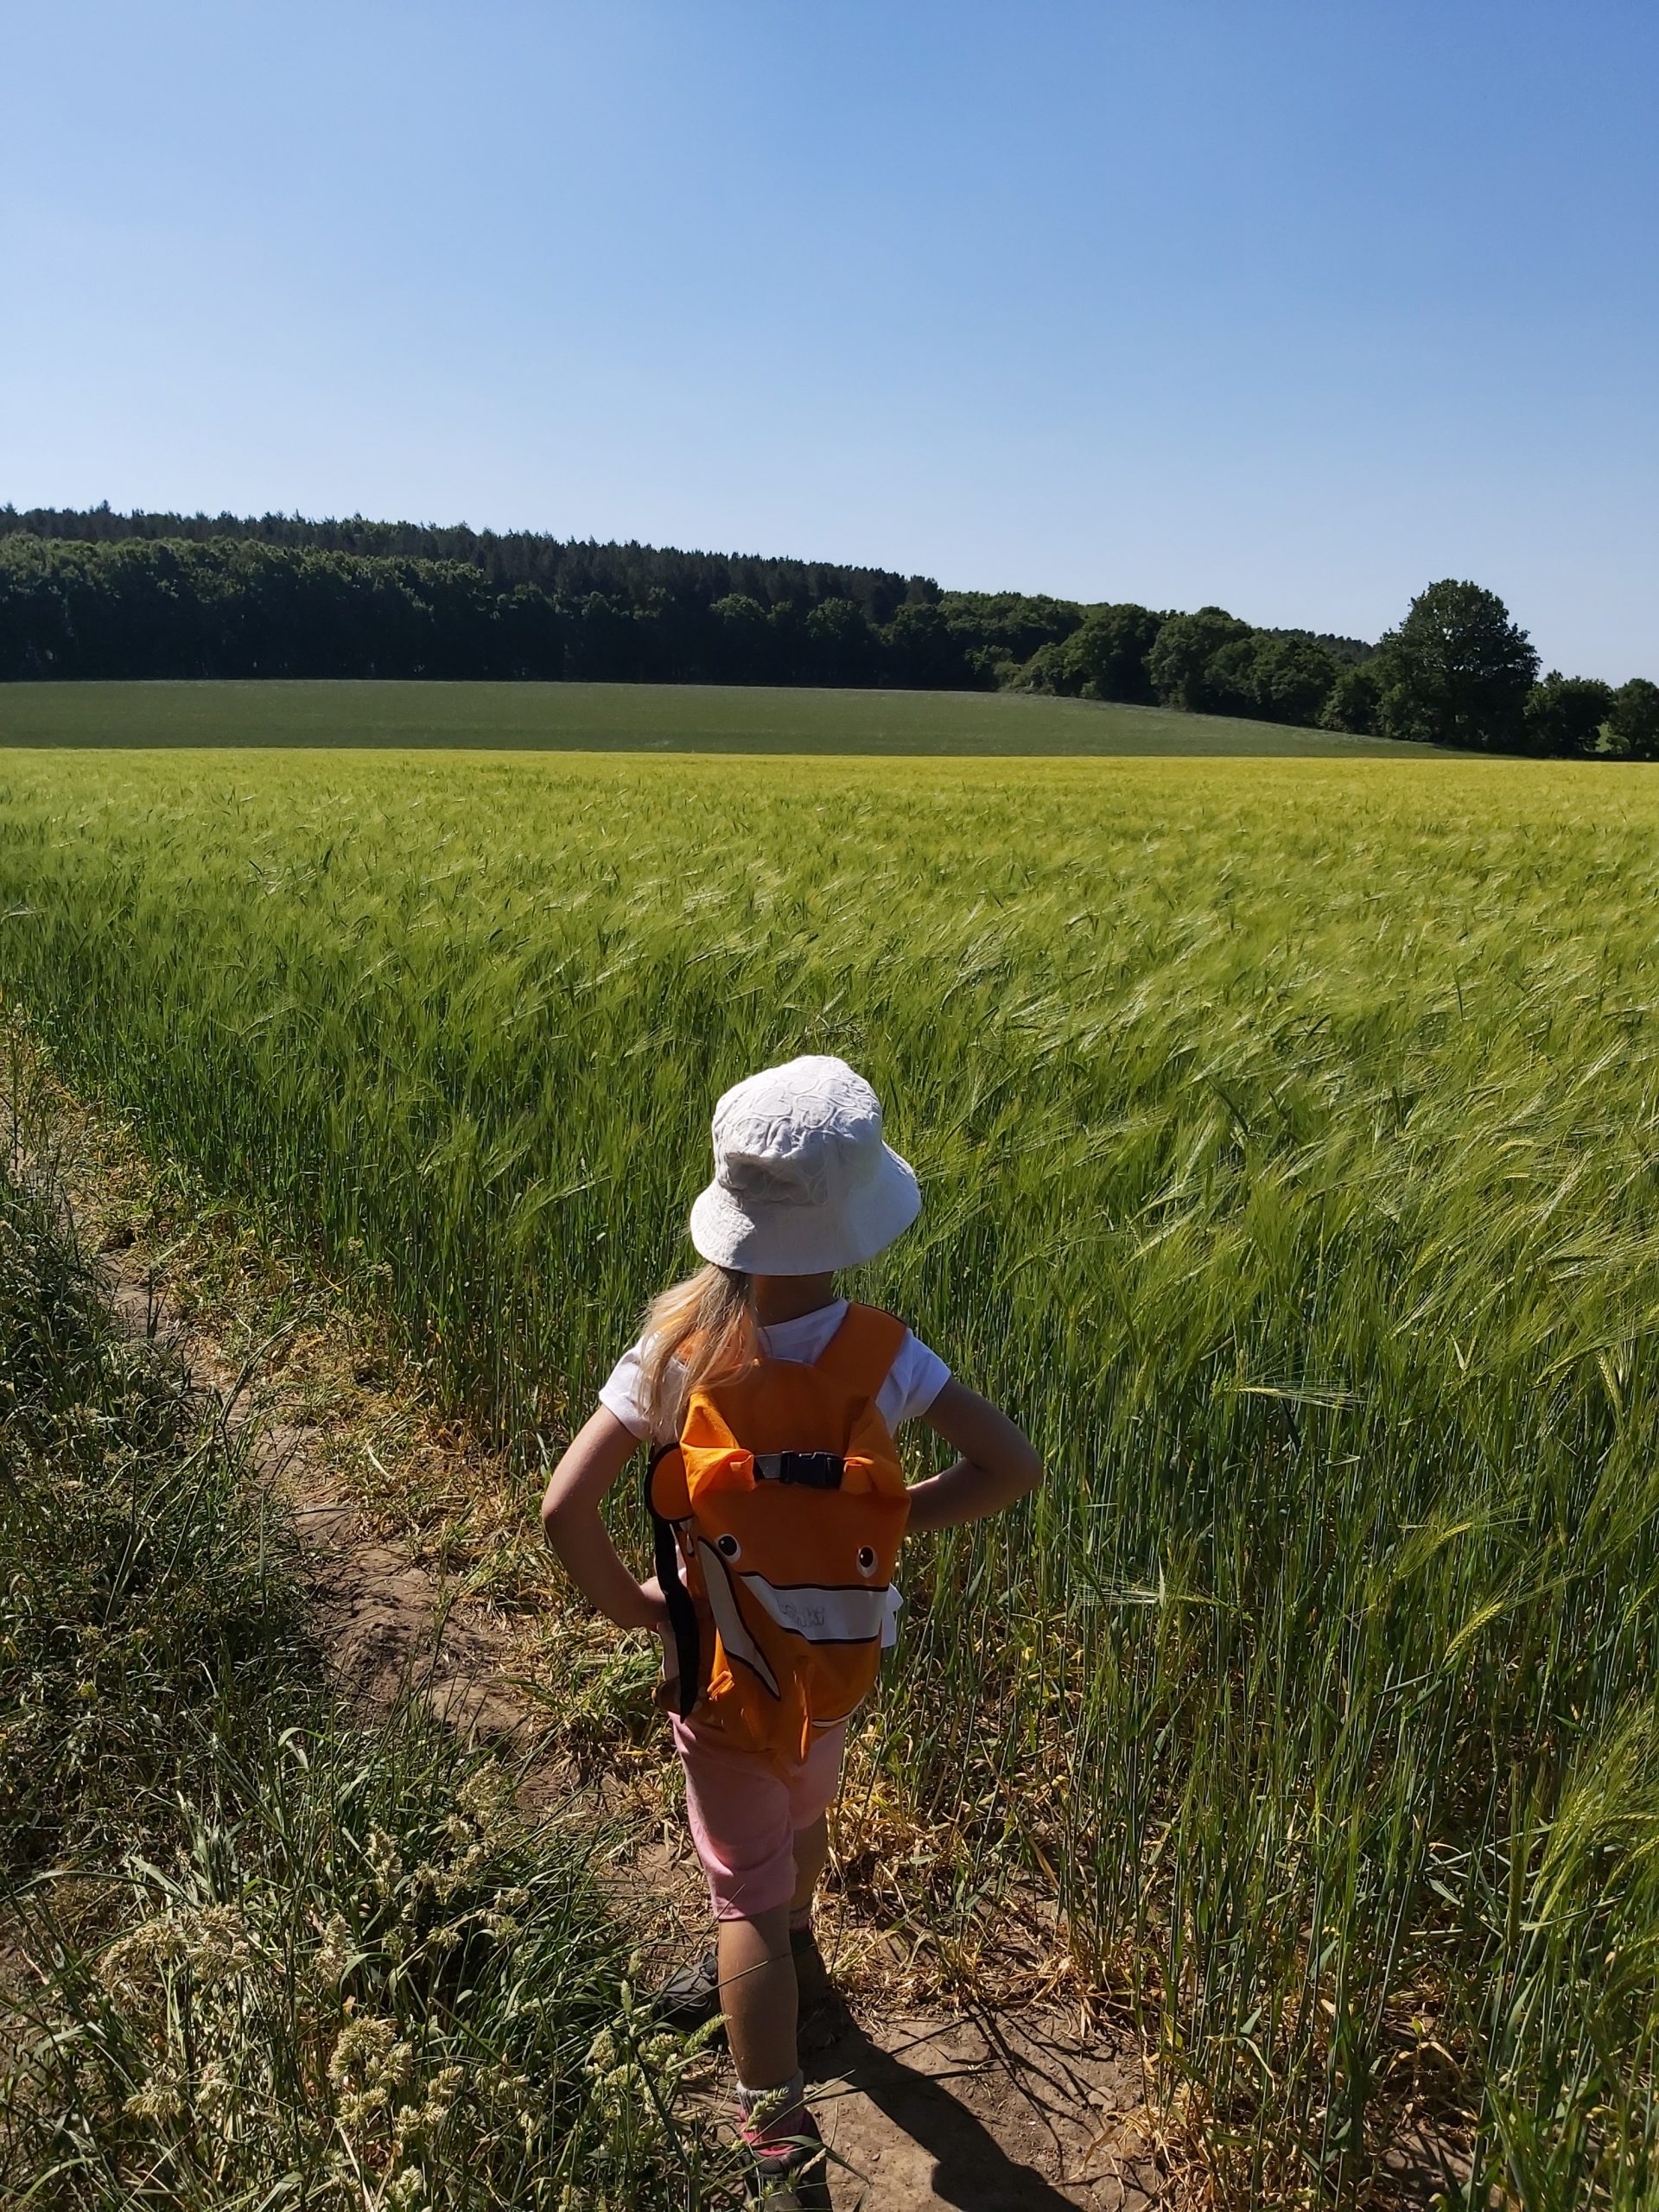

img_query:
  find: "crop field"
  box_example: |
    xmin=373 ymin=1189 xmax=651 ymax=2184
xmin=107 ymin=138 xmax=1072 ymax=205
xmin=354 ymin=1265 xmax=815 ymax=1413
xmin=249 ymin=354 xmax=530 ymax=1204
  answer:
xmin=0 ymin=677 xmax=1408 ymax=756
xmin=1 ymin=742 xmax=1656 ymax=2204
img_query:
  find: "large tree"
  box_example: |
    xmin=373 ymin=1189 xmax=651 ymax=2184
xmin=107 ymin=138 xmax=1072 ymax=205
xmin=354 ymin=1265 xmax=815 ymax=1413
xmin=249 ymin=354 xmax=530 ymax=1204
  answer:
xmin=1146 ymin=615 xmax=1339 ymax=726
xmin=1371 ymin=581 xmax=1539 ymax=752
xmin=1147 ymin=606 xmax=1253 ymax=712
xmin=1060 ymin=602 xmax=1161 ymax=702
xmin=1320 ymin=662 xmax=1382 ymax=736
xmin=1015 ymin=602 xmax=1161 ymax=702
xmin=1245 ymin=633 xmax=1341 ymax=727
xmin=1523 ymin=672 xmax=1613 ymax=758
xmin=883 ymin=600 xmax=981 ymax=690
xmin=1609 ymin=677 xmax=1659 ymax=761
xmin=804 ymin=596 xmax=876 ymax=686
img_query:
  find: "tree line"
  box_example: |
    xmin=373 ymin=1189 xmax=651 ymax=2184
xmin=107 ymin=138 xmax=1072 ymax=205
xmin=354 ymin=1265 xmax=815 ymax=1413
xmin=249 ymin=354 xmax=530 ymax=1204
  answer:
xmin=3 ymin=504 xmax=925 ymax=621
xmin=2 ymin=509 xmax=1654 ymax=759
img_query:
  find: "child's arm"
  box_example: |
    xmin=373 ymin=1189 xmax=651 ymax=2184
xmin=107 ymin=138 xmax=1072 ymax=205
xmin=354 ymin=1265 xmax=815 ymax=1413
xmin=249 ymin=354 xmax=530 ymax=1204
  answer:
xmin=906 ymin=1380 xmax=1043 ymax=1531
xmin=540 ymin=1408 xmax=669 ymax=1631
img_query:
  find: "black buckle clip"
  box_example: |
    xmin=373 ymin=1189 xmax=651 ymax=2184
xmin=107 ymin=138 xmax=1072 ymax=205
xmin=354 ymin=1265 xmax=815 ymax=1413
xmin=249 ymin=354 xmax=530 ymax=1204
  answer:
xmin=754 ymin=1450 xmax=844 ymax=1490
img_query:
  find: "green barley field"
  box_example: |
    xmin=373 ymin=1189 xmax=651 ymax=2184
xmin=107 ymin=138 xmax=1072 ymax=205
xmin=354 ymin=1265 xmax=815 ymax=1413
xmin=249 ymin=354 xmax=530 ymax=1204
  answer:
xmin=1 ymin=714 xmax=1656 ymax=2204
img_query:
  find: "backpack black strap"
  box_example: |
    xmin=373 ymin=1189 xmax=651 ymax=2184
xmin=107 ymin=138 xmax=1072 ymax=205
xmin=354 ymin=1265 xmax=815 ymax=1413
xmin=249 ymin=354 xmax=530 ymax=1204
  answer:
xmin=645 ymin=1446 xmax=702 ymax=1720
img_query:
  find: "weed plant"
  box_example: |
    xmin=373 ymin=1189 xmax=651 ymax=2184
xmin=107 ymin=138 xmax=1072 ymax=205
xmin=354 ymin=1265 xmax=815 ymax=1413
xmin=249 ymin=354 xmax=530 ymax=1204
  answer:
xmin=0 ymin=1139 xmax=717 ymax=2209
xmin=1 ymin=747 xmax=1656 ymax=2202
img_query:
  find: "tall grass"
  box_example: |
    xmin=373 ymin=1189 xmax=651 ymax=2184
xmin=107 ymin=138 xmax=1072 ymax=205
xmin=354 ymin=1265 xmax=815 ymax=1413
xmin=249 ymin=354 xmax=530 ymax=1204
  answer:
xmin=0 ymin=1128 xmax=718 ymax=2209
xmin=2 ymin=746 xmax=1657 ymax=2200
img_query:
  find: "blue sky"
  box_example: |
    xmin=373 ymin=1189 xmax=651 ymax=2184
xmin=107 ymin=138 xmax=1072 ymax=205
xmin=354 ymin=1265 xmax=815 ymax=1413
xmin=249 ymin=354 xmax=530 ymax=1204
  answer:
xmin=4 ymin=1 xmax=1655 ymax=678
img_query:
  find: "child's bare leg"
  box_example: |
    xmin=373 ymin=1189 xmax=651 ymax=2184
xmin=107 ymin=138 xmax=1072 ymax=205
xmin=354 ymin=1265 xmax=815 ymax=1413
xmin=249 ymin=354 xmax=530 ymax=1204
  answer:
xmin=717 ymin=1904 xmax=798 ymax=2091
xmin=791 ymin=1812 xmax=829 ymax=1920
xmin=787 ymin=1813 xmax=839 ymax=2034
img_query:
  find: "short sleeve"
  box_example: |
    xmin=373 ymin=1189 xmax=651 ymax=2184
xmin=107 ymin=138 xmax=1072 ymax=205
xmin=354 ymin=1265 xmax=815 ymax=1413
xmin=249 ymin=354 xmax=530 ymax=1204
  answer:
xmin=877 ymin=1328 xmax=950 ymax=1430
xmin=604 ymin=1323 xmax=948 ymax=1442
xmin=597 ymin=1340 xmax=654 ymax=1441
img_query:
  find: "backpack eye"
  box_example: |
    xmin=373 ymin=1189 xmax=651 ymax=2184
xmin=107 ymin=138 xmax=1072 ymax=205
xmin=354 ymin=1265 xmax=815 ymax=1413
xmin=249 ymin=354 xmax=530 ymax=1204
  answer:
xmin=856 ymin=1545 xmax=878 ymax=1577
xmin=716 ymin=1534 xmax=741 ymax=1560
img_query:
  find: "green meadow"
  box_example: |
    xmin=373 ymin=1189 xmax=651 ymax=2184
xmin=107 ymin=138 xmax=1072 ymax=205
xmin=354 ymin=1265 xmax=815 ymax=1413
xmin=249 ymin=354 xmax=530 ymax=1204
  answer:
xmin=0 ymin=677 xmax=1406 ymax=755
xmin=0 ymin=732 xmax=1655 ymax=2203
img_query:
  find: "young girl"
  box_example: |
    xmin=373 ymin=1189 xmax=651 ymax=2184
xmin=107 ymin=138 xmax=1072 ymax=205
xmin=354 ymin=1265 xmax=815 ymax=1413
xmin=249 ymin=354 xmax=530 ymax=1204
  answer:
xmin=541 ymin=1055 xmax=1041 ymax=2205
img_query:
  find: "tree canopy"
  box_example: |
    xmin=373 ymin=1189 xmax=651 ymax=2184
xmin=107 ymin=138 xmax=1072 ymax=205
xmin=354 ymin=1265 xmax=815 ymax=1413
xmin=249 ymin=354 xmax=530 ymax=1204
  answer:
xmin=1370 ymin=581 xmax=1540 ymax=753
xmin=1525 ymin=673 xmax=1615 ymax=760
xmin=1609 ymin=678 xmax=1659 ymax=762
xmin=0 ymin=510 xmax=1649 ymax=760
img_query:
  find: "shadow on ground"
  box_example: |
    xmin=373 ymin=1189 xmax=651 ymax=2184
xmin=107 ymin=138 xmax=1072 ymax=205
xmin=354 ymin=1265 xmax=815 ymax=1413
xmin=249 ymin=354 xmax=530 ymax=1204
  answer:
xmin=809 ymin=2003 xmax=1156 ymax=2210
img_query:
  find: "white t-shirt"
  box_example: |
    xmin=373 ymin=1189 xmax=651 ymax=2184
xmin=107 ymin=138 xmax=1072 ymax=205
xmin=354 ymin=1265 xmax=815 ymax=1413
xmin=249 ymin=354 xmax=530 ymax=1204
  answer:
xmin=599 ymin=1298 xmax=950 ymax=1446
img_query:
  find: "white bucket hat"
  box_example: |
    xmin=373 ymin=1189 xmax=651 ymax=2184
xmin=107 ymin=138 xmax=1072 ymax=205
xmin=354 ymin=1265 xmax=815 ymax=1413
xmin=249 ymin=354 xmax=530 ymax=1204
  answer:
xmin=689 ymin=1054 xmax=922 ymax=1275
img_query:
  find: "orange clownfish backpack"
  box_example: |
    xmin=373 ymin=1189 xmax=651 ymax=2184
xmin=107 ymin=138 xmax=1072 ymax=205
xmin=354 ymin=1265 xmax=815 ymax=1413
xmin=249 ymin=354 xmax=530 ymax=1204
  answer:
xmin=646 ymin=1304 xmax=911 ymax=1766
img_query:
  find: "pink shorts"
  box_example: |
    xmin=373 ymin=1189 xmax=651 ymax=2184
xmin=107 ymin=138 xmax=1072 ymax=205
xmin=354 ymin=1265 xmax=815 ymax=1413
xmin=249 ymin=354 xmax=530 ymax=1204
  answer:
xmin=671 ymin=1715 xmax=849 ymax=1922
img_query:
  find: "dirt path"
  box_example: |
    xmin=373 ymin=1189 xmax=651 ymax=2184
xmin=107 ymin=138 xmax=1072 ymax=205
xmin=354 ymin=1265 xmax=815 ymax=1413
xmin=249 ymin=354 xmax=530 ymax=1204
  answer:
xmin=276 ymin=1404 xmax=1164 ymax=2209
xmin=54 ymin=1109 xmax=1173 ymax=2211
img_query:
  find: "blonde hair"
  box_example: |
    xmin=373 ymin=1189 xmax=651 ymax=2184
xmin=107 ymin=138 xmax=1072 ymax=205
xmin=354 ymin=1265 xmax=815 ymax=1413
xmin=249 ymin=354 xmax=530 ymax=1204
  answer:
xmin=637 ymin=1263 xmax=757 ymax=1433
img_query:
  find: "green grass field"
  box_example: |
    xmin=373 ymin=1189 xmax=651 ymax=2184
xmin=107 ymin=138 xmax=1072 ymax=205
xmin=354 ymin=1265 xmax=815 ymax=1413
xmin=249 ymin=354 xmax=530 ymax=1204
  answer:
xmin=0 ymin=737 xmax=1654 ymax=2204
xmin=0 ymin=677 xmax=1410 ymax=755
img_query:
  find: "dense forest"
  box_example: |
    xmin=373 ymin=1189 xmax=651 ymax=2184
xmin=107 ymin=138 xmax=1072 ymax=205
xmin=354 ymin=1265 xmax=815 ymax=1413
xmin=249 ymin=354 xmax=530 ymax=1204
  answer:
xmin=3 ymin=506 xmax=1655 ymax=758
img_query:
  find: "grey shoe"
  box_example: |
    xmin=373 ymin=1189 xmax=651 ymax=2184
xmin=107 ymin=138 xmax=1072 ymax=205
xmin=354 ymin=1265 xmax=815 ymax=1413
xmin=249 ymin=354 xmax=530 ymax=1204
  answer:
xmin=655 ymin=1932 xmax=841 ymax=2044
xmin=652 ymin=1947 xmax=722 ymax=2032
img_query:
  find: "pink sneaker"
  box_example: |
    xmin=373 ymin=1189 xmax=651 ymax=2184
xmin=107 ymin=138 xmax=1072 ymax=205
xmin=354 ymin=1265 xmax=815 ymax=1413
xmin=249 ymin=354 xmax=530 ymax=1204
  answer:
xmin=739 ymin=2101 xmax=831 ymax=2210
